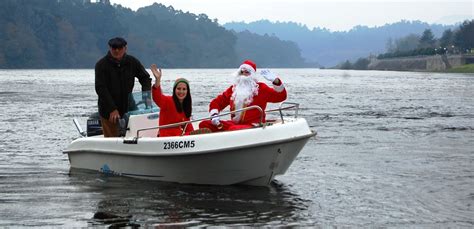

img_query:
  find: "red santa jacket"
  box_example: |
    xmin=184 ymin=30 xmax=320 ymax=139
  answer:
xmin=152 ymin=85 xmax=194 ymax=137
xmin=209 ymin=80 xmax=286 ymax=125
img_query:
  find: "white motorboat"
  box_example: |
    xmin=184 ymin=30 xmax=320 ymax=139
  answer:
xmin=64 ymin=92 xmax=316 ymax=186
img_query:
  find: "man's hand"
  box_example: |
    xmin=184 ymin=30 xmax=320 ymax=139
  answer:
xmin=109 ymin=110 xmax=120 ymax=124
xmin=261 ymin=69 xmax=277 ymax=83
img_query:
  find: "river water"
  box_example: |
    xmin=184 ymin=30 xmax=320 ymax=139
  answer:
xmin=0 ymin=69 xmax=473 ymax=227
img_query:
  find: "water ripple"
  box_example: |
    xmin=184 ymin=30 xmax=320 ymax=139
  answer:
xmin=0 ymin=69 xmax=473 ymax=227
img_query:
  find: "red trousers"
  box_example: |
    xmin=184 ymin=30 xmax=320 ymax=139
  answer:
xmin=198 ymin=120 xmax=253 ymax=132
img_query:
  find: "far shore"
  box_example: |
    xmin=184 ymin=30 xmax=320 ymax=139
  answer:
xmin=443 ymin=63 xmax=474 ymax=73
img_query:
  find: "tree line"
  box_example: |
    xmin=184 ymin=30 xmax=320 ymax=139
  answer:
xmin=224 ymin=20 xmax=456 ymax=67
xmin=0 ymin=0 xmax=308 ymax=69
xmin=336 ymin=20 xmax=473 ymax=70
xmin=379 ymin=20 xmax=473 ymax=59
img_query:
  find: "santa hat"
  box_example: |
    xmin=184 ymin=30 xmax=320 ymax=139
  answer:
xmin=239 ymin=59 xmax=257 ymax=73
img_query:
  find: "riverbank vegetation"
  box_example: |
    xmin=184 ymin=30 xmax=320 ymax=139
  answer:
xmin=379 ymin=20 xmax=473 ymax=59
xmin=0 ymin=0 xmax=309 ymax=68
xmin=335 ymin=20 xmax=473 ymax=71
xmin=445 ymin=64 xmax=474 ymax=73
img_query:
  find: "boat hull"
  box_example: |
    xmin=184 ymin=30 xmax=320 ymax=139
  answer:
xmin=64 ymin=118 xmax=315 ymax=186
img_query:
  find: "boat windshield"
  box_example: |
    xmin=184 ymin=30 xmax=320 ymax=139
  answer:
xmin=128 ymin=90 xmax=159 ymax=115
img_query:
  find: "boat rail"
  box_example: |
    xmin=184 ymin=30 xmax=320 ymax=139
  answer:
xmin=136 ymin=105 xmax=263 ymax=137
xmin=266 ymin=102 xmax=299 ymax=124
xmin=135 ymin=102 xmax=300 ymax=138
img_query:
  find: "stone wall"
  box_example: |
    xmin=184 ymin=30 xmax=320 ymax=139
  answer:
xmin=368 ymin=55 xmax=473 ymax=71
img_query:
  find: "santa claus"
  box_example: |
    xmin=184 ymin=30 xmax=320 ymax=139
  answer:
xmin=199 ymin=59 xmax=287 ymax=132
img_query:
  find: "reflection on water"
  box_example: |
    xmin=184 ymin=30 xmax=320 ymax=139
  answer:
xmin=68 ymin=169 xmax=308 ymax=227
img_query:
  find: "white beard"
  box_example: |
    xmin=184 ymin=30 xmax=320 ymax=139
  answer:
xmin=231 ymin=72 xmax=259 ymax=122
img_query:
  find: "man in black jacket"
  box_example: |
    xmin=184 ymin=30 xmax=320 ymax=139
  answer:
xmin=95 ymin=37 xmax=151 ymax=137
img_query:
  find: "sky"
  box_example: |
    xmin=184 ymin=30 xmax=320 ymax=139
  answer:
xmin=109 ymin=0 xmax=473 ymax=31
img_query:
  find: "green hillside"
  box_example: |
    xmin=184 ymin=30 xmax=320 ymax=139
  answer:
xmin=0 ymin=0 xmax=308 ymax=68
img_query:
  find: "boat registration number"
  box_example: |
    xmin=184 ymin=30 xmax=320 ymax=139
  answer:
xmin=163 ymin=140 xmax=195 ymax=149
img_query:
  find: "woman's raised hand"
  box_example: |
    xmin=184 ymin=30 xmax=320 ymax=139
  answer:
xmin=150 ymin=64 xmax=162 ymax=84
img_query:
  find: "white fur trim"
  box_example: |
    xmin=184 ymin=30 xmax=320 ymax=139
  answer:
xmin=239 ymin=64 xmax=256 ymax=73
xmin=273 ymin=81 xmax=285 ymax=92
xmin=209 ymin=109 xmax=219 ymax=116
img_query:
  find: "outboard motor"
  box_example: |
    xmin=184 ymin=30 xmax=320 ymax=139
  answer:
xmin=86 ymin=112 xmax=103 ymax=137
xmin=86 ymin=112 xmax=130 ymax=137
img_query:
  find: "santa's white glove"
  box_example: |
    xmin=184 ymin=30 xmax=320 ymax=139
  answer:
xmin=210 ymin=110 xmax=221 ymax=126
xmin=260 ymin=69 xmax=277 ymax=82
xmin=211 ymin=114 xmax=220 ymax=126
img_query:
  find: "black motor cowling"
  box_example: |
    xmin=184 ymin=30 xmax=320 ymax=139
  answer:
xmin=87 ymin=112 xmax=102 ymax=137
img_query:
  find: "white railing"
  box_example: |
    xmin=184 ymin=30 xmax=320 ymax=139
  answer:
xmin=135 ymin=102 xmax=301 ymax=138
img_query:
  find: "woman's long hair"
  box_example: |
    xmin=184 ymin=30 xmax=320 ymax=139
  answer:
xmin=172 ymin=79 xmax=192 ymax=118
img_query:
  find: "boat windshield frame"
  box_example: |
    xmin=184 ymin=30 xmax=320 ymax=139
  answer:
xmin=127 ymin=90 xmax=159 ymax=115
